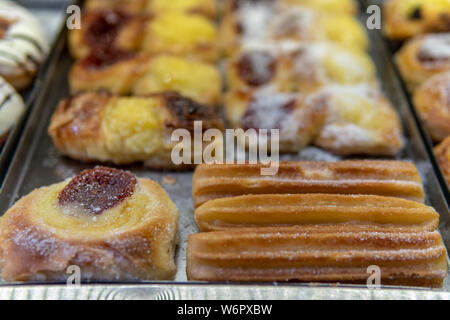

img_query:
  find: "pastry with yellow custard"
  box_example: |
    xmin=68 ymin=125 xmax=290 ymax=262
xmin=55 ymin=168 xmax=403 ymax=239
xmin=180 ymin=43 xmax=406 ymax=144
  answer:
xmin=48 ymin=91 xmax=224 ymax=169
xmin=384 ymin=0 xmax=450 ymax=40
xmin=227 ymin=42 xmax=376 ymax=94
xmin=70 ymin=54 xmax=222 ymax=106
xmin=0 ymin=167 xmax=179 ymax=282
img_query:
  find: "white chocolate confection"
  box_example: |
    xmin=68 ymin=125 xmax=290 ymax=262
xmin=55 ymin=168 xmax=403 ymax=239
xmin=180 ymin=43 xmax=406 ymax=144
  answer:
xmin=0 ymin=75 xmax=25 ymax=139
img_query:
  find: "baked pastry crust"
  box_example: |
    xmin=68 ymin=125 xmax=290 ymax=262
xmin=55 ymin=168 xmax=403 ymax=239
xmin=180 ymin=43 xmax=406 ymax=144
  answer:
xmin=396 ymin=34 xmax=450 ymax=92
xmin=192 ymin=161 xmax=425 ymax=208
xmin=195 ymin=194 xmax=440 ymax=232
xmin=384 ymin=0 xmax=450 ymax=41
xmin=187 ymin=226 xmax=448 ymax=287
xmin=0 ymin=167 xmax=179 ymax=282
xmin=70 ymin=54 xmax=222 ymax=106
xmin=48 ymin=91 xmax=224 ymax=169
xmin=413 ymin=72 xmax=450 ymax=142
xmin=435 ymin=136 xmax=450 ymax=185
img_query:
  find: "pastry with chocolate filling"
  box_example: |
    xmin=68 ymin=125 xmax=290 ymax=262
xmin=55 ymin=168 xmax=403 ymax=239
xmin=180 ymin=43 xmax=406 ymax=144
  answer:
xmin=413 ymin=72 xmax=450 ymax=142
xmin=84 ymin=0 xmax=217 ymax=18
xmin=48 ymin=91 xmax=224 ymax=169
xmin=192 ymin=161 xmax=425 ymax=208
xmin=435 ymin=135 xmax=450 ymax=185
xmin=0 ymin=167 xmax=179 ymax=282
xmin=70 ymin=54 xmax=222 ymax=107
xmin=69 ymin=10 xmax=218 ymax=62
xmin=396 ymin=33 xmax=450 ymax=92
xmin=384 ymin=0 xmax=450 ymax=41
xmin=220 ymin=4 xmax=368 ymax=56
xmin=227 ymin=42 xmax=376 ymax=94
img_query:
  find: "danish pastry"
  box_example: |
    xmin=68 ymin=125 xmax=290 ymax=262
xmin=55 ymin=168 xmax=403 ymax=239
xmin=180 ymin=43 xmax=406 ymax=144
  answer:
xmin=224 ymin=89 xmax=327 ymax=152
xmin=195 ymin=194 xmax=440 ymax=232
xmin=227 ymin=42 xmax=376 ymax=94
xmin=396 ymin=33 xmax=450 ymax=91
xmin=435 ymin=136 xmax=450 ymax=185
xmin=69 ymin=10 xmax=218 ymax=62
xmin=312 ymin=84 xmax=404 ymax=156
xmin=0 ymin=167 xmax=179 ymax=282
xmin=220 ymin=5 xmax=368 ymax=55
xmin=192 ymin=161 xmax=425 ymax=208
xmin=70 ymin=54 xmax=222 ymax=106
xmin=0 ymin=76 xmax=26 ymax=145
xmin=384 ymin=0 xmax=450 ymax=41
xmin=48 ymin=91 xmax=224 ymax=169
xmin=0 ymin=0 xmax=48 ymax=90
xmin=413 ymin=72 xmax=450 ymax=142
xmin=187 ymin=226 xmax=448 ymax=287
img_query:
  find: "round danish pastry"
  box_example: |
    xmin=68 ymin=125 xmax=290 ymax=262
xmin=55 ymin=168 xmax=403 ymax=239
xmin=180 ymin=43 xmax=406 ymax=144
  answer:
xmin=0 ymin=167 xmax=179 ymax=282
xmin=413 ymin=72 xmax=450 ymax=142
xmin=0 ymin=0 xmax=48 ymax=90
xmin=0 ymin=76 xmax=26 ymax=145
xmin=435 ymin=136 xmax=450 ymax=185
xmin=396 ymin=33 xmax=450 ymax=92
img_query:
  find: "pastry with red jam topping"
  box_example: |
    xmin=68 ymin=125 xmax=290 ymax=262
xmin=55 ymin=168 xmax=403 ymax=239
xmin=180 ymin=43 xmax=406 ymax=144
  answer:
xmin=48 ymin=91 xmax=224 ymax=169
xmin=396 ymin=33 xmax=450 ymax=91
xmin=0 ymin=167 xmax=179 ymax=282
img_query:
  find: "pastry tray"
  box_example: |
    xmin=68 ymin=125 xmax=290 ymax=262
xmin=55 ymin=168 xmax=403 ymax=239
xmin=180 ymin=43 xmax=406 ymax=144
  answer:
xmin=0 ymin=1 xmax=449 ymax=300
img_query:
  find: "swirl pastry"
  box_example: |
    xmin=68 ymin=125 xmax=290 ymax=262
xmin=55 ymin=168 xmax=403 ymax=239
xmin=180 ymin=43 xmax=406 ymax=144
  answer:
xmin=435 ymin=136 xmax=450 ymax=185
xmin=0 ymin=0 xmax=48 ymax=90
xmin=220 ymin=5 xmax=368 ymax=55
xmin=70 ymin=54 xmax=221 ymax=106
xmin=384 ymin=0 xmax=450 ymax=41
xmin=0 ymin=76 xmax=26 ymax=145
xmin=48 ymin=91 xmax=224 ymax=169
xmin=413 ymin=72 xmax=450 ymax=142
xmin=195 ymin=194 xmax=440 ymax=232
xmin=0 ymin=167 xmax=179 ymax=282
xmin=192 ymin=161 xmax=425 ymax=208
xmin=84 ymin=0 xmax=216 ymax=17
xmin=224 ymin=89 xmax=327 ymax=152
xmin=227 ymin=42 xmax=376 ymax=94
xmin=69 ymin=10 xmax=218 ymax=62
xmin=311 ymin=84 xmax=404 ymax=156
xmin=187 ymin=226 xmax=448 ymax=287
xmin=396 ymin=33 xmax=450 ymax=91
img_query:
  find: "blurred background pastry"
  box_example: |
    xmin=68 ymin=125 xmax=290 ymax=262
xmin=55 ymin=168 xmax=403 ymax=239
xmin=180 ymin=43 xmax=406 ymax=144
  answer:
xmin=0 ymin=76 xmax=26 ymax=146
xmin=435 ymin=136 xmax=450 ymax=185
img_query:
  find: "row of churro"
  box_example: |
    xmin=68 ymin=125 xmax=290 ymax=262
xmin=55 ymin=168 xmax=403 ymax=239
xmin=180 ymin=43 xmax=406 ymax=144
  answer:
xmin=187 ymin=161 xmax=448 ymax=287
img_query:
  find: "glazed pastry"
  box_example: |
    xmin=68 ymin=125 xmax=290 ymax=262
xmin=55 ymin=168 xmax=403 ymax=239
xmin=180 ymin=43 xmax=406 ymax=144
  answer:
xmin=413 ymin=72 xmax=450 ymax=142
xmin=48 ymin=91 xmax=224 ymax=169
xmin=224 ymin=89 xmax=327 ymax=152
xmin=187 ymin=226 xmax=448 ymax=287
xmin=69 ymin=10 xmax=218 ymax=62
xmin=192 ymin=161 xmax=425 ymax=208
xmin=0 ymin=76 xmax=26 ymax=145
xmin=435 ymin=136 xmax=450 ymax=185
xmin=384 ymin=0 xmax=450 ymax=41
xmin=70 ymin=54 xmax=222 ymax=106
xmin=396 ymin=33 xmax=450 ymax=91
xmin=84 ymin=0 xmax=217 ymax=18
xmin=195 ymin=194 xmax=440 ymax=232
xmin=0 ymin=0 xmax=48 ymax=90
xmin=0 ymin=167 xmax=179 ymax=282
xmin=220 ymin=5 xmax=368 ymax=55
xmin=311 ymin=84 xmax=404 ymax=156
xmin=227 ymin=42 xmax=376 ymax=94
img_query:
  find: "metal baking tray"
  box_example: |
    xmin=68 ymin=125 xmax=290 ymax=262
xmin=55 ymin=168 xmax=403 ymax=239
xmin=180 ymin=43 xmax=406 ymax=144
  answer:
xmin=364 ymin=0 xmax=450 ymax=208
xmin=0 ymin=1 xmax=449 ymax=300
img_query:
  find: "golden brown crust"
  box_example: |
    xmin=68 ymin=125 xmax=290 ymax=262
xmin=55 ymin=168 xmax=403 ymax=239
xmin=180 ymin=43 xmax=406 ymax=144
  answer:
xmin=187 ymin=226 xmax=448 ymax=287
xmin=48 ymin=91 xmax=224 ymax=169
xmin=195 ymin=194 xmax=440 ymax=232
xmin=0 ymin=170 xmax=179 ymax=282
xmin=413 ymin=72 xmax=450 ymax=142
xmin=192 ymin=161 xmax=425 ymax=208
xmin=435 ymin=136 xmax=450 ymax=185
xmin=396 ymin=34 xmax=450 ymax=92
